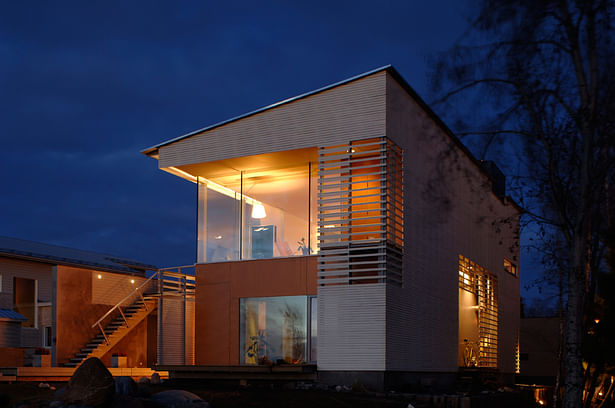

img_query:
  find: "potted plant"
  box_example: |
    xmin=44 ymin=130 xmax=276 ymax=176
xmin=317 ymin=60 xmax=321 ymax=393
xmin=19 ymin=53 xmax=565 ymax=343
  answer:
xmin=297 ymin=238 xmax=310 ymax=255
xmin=111 ymin=352 xmax=128 ymax=368
xmin=33 ymin=347 xmax=51 ymax=367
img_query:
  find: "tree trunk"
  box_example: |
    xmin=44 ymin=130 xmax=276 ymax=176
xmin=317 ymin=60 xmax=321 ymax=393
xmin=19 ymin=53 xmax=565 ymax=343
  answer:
xmin=564 ymin=233 xmax=587 ymax=408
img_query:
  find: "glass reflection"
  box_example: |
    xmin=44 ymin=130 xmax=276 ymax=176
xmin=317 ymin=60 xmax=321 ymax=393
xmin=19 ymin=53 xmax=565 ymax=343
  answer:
xmin=240 ymin=296 xmax=307 ymax=365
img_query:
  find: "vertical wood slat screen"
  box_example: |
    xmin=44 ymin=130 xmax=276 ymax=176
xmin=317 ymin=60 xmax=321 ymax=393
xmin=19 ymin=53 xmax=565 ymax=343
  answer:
xmin=458 ymin=255 xmax=499 ymax=368
xmin=317 ymin=137 xmax=403 ymax=286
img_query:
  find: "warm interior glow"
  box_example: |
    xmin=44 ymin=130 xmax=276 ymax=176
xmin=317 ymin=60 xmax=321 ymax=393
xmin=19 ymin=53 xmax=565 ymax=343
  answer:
xmin=251 ymin=203 xmax=267 ymax=219
xmin=168 ymin=166 xmax=261 ymax=206
xmin=595 ymin=318 xmax=600 ymax=324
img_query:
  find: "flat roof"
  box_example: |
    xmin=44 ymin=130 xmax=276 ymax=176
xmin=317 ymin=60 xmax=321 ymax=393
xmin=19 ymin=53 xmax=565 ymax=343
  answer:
xmin=0 ymin=235 xmax=156 ymax=275
xmin=142 ymin=64 xmax=522 ymax=212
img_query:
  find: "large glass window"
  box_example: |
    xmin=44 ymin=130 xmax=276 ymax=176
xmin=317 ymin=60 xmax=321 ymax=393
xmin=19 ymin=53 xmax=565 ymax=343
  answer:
xmin=240 ymin=296 xmax=308 ymax=365
xmin=197 ymin=162 xmax=318 ymax=263
xmin=241 ymin=165 xmax=310 ymax=259
xmin=197 ymin=172 xmax=241 ymax=263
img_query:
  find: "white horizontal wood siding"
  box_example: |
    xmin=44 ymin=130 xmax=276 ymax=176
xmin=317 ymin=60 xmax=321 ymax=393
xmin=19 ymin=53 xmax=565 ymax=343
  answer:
xmin=159 ymin=295 xmax=186 ymax=365
xmin=317 ymin=284 xmax=386 ymax=371
xmin=0 ymin=321 xmax=21 ymax=347
xmin=158 ymin=71 xmax=387 ymax=168
xmin=0 ymin=257 xmax=52 ymax=309
xmin=385 ymin=74 xmax=520 ymax=374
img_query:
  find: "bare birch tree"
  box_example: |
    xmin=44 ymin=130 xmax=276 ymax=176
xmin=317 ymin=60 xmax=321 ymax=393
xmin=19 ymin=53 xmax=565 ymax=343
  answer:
xmin=430 ymin=1 xmax=615 ymax=407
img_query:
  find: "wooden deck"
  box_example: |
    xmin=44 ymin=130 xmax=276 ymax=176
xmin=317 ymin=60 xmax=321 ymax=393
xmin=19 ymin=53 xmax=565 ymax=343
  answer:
xmin=0 ymin=367 xmax=169 ymax=382
xmin=155 ymin=364 xmax=317 ymax=382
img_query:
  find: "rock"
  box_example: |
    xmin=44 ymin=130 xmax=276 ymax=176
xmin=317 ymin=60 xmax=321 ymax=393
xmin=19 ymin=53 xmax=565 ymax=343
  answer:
xmin=335 ymin=385 xmax=342 ymax=392
xmin=115 ymin=376 xmax=137 ymax=396
xmin=48 ymin=400 xmax=63 ymax=408
xmin=151 ymin=390 xmax=209 ymax=408
xmin=407 ymin=404 xmax=415 ymax=408
xmin=62 ymin=357 xmax=115 ymax=407
xmin=138 ymin=376 xmax=151 ymax=384
xmin=137 ymin=383 xmax=153 ymax=398
xmin=53 ymin=386 xmax=67 ymax=400
xmin=150 ymin=372 xmax=161 ymax=384
xmin=38 ymin=382 xmax=50 ymax=388
xmin=112 ymin=394 xmax=144 ymax=408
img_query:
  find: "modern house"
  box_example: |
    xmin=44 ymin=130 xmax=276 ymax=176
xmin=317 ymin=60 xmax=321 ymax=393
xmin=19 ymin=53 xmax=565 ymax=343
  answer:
xmin=143 ymin=65 xmax=521 ymax=389
xmin=0 ymin=235 xmax=159 ymax=368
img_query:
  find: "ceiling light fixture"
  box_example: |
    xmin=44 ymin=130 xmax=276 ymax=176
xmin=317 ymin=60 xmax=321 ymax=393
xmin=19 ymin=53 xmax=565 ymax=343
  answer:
xmin=251 ymin=203 xmax=267 ymax=219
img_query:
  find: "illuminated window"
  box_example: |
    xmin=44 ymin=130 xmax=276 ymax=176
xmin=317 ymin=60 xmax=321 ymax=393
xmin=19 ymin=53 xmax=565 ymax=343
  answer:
xmin=197 ymin=163 xmax=317 ymax=263
xmin=504 ymin=258 xmax=517 ymax=276
xmin=458 ymin=255 xmax=498 ymax=368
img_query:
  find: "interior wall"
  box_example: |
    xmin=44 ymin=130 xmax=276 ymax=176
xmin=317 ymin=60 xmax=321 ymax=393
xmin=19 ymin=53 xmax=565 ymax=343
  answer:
xmin=195 ymin=255 xmax=317 ymax=365
xmin=458 ymin=288 xmax=479 ymax=366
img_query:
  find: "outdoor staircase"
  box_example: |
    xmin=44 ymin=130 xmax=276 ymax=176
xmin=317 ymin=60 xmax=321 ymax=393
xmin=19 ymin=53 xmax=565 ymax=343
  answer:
xmin=64 ymin=295 xmax=157 ymax=367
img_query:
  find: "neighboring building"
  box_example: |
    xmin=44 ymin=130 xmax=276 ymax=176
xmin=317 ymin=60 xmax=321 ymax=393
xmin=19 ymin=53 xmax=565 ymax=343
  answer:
xmin=0 ymin=235 xmax=158 ymax=368
xmin=142 ymin=65 xmax=521 ymax=389
xmin=518 ymin=317 xmax=560 ymax=386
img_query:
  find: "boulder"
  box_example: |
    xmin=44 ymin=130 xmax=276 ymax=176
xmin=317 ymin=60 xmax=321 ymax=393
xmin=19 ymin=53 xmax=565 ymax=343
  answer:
xmin=62 ymin=357 xmax=115 ymax=407
xmin=111 ymin=394 xmax=145 ymax=408
xmin=115 ymin=376 xmax=138 ymax=396
xmin=151 ymin=390 xmax=209 ymax=408
xmin=150 ymin=372 xmax=161 ymax=384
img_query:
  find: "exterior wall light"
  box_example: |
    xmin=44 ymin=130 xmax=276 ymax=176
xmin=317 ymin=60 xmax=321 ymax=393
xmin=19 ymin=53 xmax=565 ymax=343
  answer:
xmin=251 ymin=203 xmax=267 ymax=219
xmin=130 ymin=279 xmax=135 ymax=284
xmin=97 ymin=274 xmax=102 ymax=279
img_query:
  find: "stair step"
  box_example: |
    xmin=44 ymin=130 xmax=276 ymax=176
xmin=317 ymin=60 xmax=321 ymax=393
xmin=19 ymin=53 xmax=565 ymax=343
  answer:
xmin=75 ymin=353 xmax=90 ymax=358
xmin=70 ymin=358 xmax=85 ymax=363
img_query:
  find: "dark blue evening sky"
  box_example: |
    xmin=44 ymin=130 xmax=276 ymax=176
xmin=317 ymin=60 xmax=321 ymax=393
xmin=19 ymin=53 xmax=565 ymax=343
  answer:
xmin=0 ymin=1 xmax=546 ymax=300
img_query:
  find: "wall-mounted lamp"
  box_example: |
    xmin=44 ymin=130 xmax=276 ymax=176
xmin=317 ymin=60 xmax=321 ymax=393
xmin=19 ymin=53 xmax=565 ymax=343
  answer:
xmin=130 ymin=279 xmax=135 ymax=284
xmin=251 ymin=203 xmax=267 ymax=219
xmin=97 ymin=274 xmax=102 ymax=280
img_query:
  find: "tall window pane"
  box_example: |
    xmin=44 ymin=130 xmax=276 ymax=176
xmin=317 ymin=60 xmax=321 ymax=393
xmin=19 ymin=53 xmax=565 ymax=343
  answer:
xmin=241 ymin=165 xmax=310 ymax=259
xmin=240 ymin=296 xmax=307 ymax=365
xmin=197 ymin=173 xmax=240 ymax=263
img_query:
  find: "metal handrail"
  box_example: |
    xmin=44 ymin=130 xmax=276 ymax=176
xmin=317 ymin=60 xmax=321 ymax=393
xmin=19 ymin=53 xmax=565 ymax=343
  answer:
xmin=89 ymin=265 xmax=196 ymax=347
xmin=90 ymin=270 xmax=160 ymax=331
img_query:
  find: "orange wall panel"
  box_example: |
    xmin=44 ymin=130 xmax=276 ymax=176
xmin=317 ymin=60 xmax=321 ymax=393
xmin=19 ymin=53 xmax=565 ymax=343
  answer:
xmin=195 ymin=256 xmax=317 ymax=365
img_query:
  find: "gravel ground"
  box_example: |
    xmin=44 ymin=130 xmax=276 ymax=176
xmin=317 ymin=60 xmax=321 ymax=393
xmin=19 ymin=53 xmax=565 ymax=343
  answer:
xmin=0 ymin=381 xmax=538 ymax=408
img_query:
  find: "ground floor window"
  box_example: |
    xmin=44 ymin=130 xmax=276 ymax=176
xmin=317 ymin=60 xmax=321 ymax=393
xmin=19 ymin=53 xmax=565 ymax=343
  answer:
xmin=240 ymin=295 xmax=316 ymax=365
xmin=458 ymin=255 xmax=498 ymax=368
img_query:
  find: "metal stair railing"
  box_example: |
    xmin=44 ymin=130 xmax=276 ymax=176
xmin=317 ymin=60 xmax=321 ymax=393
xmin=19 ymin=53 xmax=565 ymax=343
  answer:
xmin=158 ymin=265 xmax=196 ymax=296
xmin=91 ymin=270 xmax=160 ymax=345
